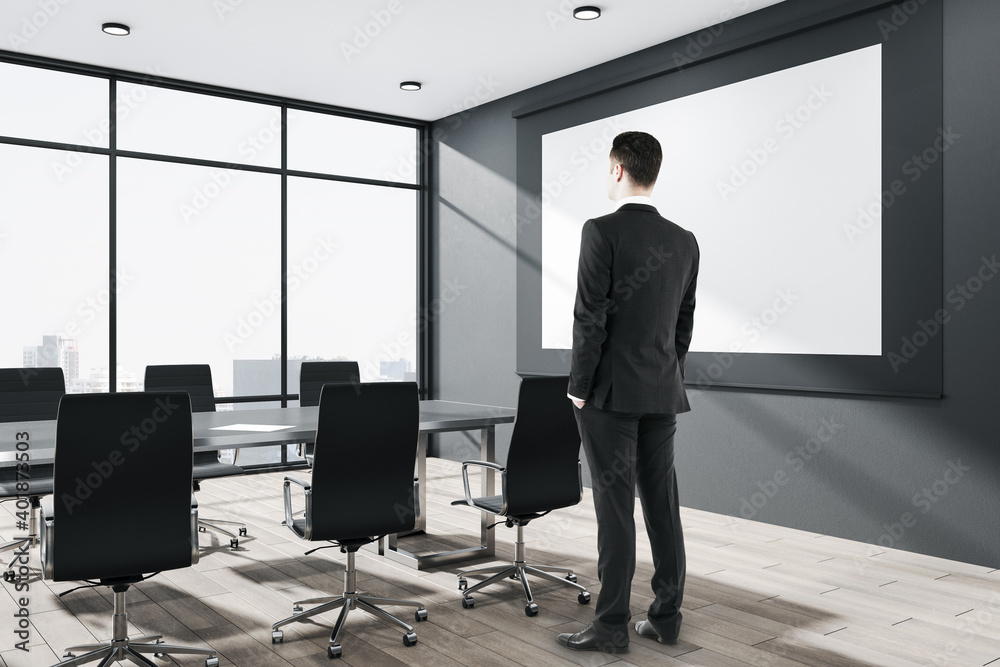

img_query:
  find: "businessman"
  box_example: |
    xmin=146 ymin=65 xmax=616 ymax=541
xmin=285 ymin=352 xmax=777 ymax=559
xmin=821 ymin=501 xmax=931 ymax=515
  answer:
xmin=557 ymin=131 xmax=699 ymax=654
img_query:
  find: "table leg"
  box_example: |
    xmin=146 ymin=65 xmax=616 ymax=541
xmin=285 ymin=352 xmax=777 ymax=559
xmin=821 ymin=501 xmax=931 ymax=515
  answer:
xmin=380 ymin=426 xmax=497 ymax=570
xmin=480 ymin=425 xmax=495 ymax=556
xmin=415 ymin=432 xmax=427 ymax=533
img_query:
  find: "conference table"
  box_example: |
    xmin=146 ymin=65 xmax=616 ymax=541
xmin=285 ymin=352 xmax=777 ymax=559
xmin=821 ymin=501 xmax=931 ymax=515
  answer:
xmin=0 ymin=400 xmax=517 ymax=570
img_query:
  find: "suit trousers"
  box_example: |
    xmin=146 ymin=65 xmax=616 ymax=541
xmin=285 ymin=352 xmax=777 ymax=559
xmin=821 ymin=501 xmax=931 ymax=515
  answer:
xmin=575 ymin=405 xmax=685 ymax=639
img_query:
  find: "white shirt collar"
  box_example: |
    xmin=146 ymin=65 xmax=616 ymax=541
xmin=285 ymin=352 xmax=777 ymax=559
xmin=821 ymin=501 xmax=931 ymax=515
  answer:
xmin=615 ymin=195 xmax=653 ymax=210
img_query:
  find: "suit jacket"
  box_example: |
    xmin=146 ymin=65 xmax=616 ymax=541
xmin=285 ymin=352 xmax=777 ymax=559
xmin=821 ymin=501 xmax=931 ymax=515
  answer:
xmin=568 ymin=203 xmax=699 ymax=414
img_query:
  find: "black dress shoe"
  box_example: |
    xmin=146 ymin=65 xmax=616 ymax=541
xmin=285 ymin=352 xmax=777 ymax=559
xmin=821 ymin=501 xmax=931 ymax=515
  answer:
xmin=635 ymin=619 xmax=680 ymax=645
xmin=556 ymin=624 xmax=629 ymax=654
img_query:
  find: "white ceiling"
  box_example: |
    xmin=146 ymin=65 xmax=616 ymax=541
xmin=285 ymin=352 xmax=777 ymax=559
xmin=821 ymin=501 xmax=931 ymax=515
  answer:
xmin=2 ymin=0 xmax=786 ymax=122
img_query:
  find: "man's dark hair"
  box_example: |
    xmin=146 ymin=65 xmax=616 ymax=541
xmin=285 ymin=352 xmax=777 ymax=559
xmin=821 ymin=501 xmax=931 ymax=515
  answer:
xmin=609 ymin=131 xmax=662 ymax=189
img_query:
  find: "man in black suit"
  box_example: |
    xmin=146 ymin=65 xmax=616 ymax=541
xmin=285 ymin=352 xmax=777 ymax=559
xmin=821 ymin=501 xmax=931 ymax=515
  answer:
xmin=557 ymin=131 xmax=699 ymax=654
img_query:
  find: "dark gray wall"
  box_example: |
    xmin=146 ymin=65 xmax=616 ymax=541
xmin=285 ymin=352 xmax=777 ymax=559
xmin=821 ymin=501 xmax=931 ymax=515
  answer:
xmin=429 ymin=0 xmax=1000 ymax=567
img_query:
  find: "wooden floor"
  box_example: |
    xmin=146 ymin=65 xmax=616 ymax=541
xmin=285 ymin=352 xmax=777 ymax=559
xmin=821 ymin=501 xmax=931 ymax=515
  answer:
xmin=2 ymin=458 xmax=999 ymax=667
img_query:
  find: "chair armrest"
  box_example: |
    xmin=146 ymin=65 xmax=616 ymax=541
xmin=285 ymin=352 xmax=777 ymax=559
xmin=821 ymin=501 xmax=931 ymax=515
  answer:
xmin=460 ymin=460 xmax=506 ymax=509
xmin=283 ymin=476 xmax=312 ymax=539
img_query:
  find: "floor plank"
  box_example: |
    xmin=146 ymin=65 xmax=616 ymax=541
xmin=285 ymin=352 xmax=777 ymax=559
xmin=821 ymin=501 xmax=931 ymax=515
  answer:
xmin=1 ymin=459 xmax=996 ymax=666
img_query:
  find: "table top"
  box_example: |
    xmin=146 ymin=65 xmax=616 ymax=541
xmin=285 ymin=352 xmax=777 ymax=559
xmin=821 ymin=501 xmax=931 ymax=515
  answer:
xmin=0 ymin=399 xmax=516 ymax=468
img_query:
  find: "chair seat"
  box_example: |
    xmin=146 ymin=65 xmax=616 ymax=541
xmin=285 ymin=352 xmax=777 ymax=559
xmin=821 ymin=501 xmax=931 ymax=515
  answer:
xmin=452 ymin=495 xmax=552 ymax=525
xmin=452 ymin=495 xmax=503 ymax=513
xmin=194 ymin=461 xmax=243 ymax=481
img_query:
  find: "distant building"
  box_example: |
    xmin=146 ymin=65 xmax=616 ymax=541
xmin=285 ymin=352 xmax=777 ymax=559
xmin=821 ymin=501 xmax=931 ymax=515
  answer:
xmin=69 ymin=366 xmax=141 ymax=393
xmin=23 ymin=334 xmax=79 ymax=382
xmin=379 ymin=358 xmax=411 ymax=381
xmin=233 ymin=355 xmax=351 ymax=406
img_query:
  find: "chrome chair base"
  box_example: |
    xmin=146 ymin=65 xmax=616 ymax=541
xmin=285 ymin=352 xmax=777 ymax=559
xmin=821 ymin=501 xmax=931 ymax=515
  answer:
xmin=55 ymin=588 xmax=218 ymax=667
xmin=271 ymin=550 xmax=426 ymax=658
xmin=457 ymin=523 xmax=590 ymax=616
xmin=198 ymin=517 xmax=247 ymax=549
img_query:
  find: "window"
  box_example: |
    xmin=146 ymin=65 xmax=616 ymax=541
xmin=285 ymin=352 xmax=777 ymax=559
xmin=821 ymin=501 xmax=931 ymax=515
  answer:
xmin=0 ymin=62 xmax=108 ymax=147
xmin=117 ymin=83 xmax=282 ymax=168
xmin=0 ymin=143 xmax=109 ymax=391
xmin=0 ymin=59 xmax=424 ymax=468
xmin=287 ymin=177 xmax=418 ymax=385
xmin=115 ymin=158 xmax=281 ymax=398
xmin=288 ymin=110 xmax=418 ymax=184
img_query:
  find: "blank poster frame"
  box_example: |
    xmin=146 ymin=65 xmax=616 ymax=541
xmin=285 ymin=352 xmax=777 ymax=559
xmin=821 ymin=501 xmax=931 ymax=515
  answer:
xmin=514 ymin=0 xmax=943 ymax=398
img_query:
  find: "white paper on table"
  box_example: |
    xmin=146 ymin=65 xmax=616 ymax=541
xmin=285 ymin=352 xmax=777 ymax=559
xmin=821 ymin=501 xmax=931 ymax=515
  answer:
xmin=209 ymin=424 xmax=296 ymax=432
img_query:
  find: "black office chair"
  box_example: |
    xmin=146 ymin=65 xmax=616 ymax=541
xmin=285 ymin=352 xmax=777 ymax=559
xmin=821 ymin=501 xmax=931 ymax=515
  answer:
xmin=144 ymin=364 xmax=247 ymax=549
xmin=271 ymin=382 xmax=427 ymax=659
xmin=452 ymin=375 xmax=591 ymax=616
xmin=297 ymin=360 xmax=360 ymax=466
xmin=0 ymin=367 xmax=63 ymax=581
xmin=40 ymin=392 xmax=219 ymax=667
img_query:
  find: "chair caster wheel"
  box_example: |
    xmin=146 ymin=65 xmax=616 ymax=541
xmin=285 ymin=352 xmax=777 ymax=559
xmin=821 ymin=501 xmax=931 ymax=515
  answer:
xmin=199 ymin=526 xmax=206 ymax=532
xmin=64 ymin=653 xmax=76 ymax=659
xmin=3 ymin=570 xmax=14 ymax=583
xmin=565 ymin=573 xmax=577 ymax=583
xmin=457 ymin=577 xmax=467 ymax=591
xmin=293 ymin=605 xmax=303 ymax=613
xmin=403 ymin=631 xmax=418 ymax=647
xmin=415 ymin=608 xmax=428 ymax=622
xmin=206 ymin=658 xmax=220 ymax=667
xmin=230 ymin=538 xmax=239 ymax=549
xmin=509 ymin=572 xmax=519 ymax=580
xmin=328 ymin=643 xmax=342 ymax=658
xmin=239 ymin=527 xmax=247 ymax=536
xmin=271 ymin=630 xmax=283 ymax=644
xmin=525 ymin=603 xmax=539 ymax=617
xmin=578 ymin=591 xmax=591 ymax=604
xmin=462 ymin=596 xmax=474 ymax=609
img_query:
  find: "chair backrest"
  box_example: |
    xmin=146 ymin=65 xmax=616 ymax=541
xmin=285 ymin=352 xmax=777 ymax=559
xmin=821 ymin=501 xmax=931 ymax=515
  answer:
xmin=503 ymin=375 xmax=583 ymax=516
xmin=0 ymin=367 xmax=66 ymax=422
xmin=299 ymin=361 xmax=360 ymax=407
xmin=144 ymin=364 xmax=216 ymax=413
xmin=52 ymin=392 xmax=194 ymax=582
xmin=309 ymin=382 xmax=419 ymax=541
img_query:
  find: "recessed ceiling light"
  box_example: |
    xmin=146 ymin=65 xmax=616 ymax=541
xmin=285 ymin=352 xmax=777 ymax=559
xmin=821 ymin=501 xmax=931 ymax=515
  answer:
xmin=573 ymin=6 xmax=601 ymax=20
xmin=102 ymin=22 xmax=130 ymax=36
xmin=400 ymin=81 xmax=422 ymax=91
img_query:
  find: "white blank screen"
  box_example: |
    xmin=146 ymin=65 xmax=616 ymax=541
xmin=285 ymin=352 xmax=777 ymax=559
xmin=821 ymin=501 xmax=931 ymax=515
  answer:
xmin=541 ymin=45 xmax=882 ymax=356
